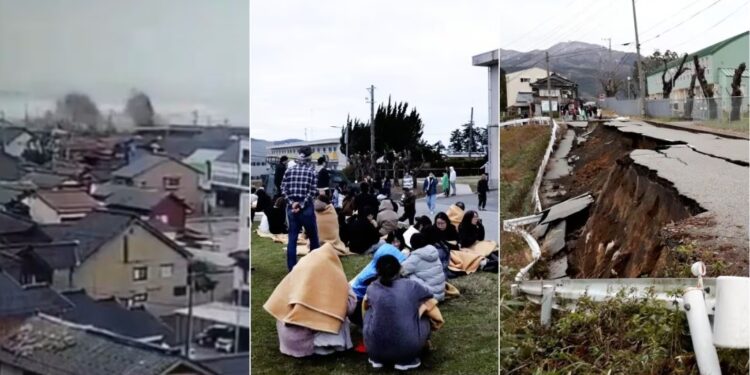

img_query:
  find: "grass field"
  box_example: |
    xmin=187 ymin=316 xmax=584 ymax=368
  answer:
xmin=250 ymin=228 xmax=498 ymax=375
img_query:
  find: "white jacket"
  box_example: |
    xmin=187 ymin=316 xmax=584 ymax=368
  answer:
xmin=449 ymin=168 xmax=456 ymax=182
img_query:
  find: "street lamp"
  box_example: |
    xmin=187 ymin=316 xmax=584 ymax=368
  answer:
xmin=627 ymin=76 xmax=631 ymax=99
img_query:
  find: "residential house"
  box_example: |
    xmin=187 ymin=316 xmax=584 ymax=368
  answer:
xmin=44 ymin=210 xmax=192 ymax=315
xmin=0 ymin=241 xmax=79 ymax=288
xmin=20 ymin=171 xmax=79 ymax=190
xmin=645 ymin=31 xmax=749 ymax=108
xmin=504 ymin=67 xmax=550 ymax=111
xmin=60 ymin=290 xmax=175 ymax=345
xmin=209 ymin=137 xmax=250 ymax=207
xmin=197 ymin=354 xmax=250 ymax=375
xmin=95 ymin=185 xmax=191 ymax=229
xmin=24 ymin=189 xmax=100 ymax=224
xmin=0 ymin=315 xmax=216 ymax=375
xmin=0 ymin=126 xmax=33 ymax=158
xmin=229 ymin=250 xmax=249 ymax=307
xmin=0 ymin=271 xmax=71 ymax=337
xmin=111 ymin=154 xmax=205 ymax=214
xmin=0 ymin=151 xmax=23 ymax=181
xmin=530 ymin=73 xmax=579 ymax=114
xmin=0 ymin=211 xmax=51 ymax=245
xmin=507 ymin=91 xmax=536 ymax=117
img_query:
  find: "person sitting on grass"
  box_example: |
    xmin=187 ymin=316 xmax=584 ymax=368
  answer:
xmin=345 ymin=206 xmax=382 ymax=255
xmin=446 ymin=201 xmax=465 ymax=230
xmin=263 ymin=243 xmax=357 ymax=358
xmin=376 ymin=198 xmax=399 ymax=236
xmin=400 ymin=233 xmax=445 ymax=301
xmin=266 ymin=197 xmax=288 ymax=235
xmin=349 ymin=231 xmax=407 ymax=326
xmin=423 ymin=212 xmax=459 ymax=250
xmin=314 ymin=194 xmax=349 ymax=255
xmin=458 ymin=210 xmax=485 ymax=249
xmin=341 ymin=189 xmax=356 ymax=216
xmin=355 ymin=182 xmax=379 ymax=214
xmin=364 ymin=255 xmax=435 ymax=371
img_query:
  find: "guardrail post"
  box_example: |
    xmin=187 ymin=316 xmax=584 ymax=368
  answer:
xmin=541 ymin=284 xmax=554 ymax=327
xmin=683 ymin=287 xmax=722 ymax=375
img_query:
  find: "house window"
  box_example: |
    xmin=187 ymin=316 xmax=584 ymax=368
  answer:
xmin=241 ymin=173 xmax=250 ymax=186
xmin=242 ymin=149 xmax=250 ymax=164
xmin=132 ymin=293 xmax=148 ymax=302
xmin=174 ymin=286 xmax=187 ymax=296
xmin=123 ymin=235 xmax=129 ymax=263
xmin=520 ymin=78 xmax=530 ymax=83
xmin=160 ymin=264 xmax=173 ymax=278
xmin=163 ymin=176 xmax=181 ymax=190
xmin=133 ymin=266 xmax=148 ymax=281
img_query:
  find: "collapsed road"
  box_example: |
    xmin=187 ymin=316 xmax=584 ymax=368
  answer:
xmin=518 ymin=118 xmax=749 ymax=279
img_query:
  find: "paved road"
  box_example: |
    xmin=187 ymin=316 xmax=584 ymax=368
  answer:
xmin=631 ymin=146 xmax=749 ymax=243
xmin=605 ymin=120 xmax=749 ymax=164
xmin=414 ymin=191 xmax=499 ymax=243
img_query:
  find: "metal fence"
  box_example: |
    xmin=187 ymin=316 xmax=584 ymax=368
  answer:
xmin=599 ymin=96 xmax=749 ymax=131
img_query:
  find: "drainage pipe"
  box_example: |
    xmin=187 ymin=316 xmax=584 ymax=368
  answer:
xmin=683 ymin=287 xmax=722 ymax=375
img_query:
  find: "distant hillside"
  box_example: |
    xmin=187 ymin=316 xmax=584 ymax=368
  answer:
xmin=501 ymin=41 xmax=639 ymax=99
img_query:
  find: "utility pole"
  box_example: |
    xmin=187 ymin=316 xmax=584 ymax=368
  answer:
xmin=545 ymin=51 xmax=553 ymax=118
xmin=367 ymin=85 xmax=375 ymax=165
xmin=631 ymin=0 xmax=646 ymax=117
xmin=467 ymin=107 xmax=474 ymax=158
xmin=184 ymin=268 xmax=194 ymax=358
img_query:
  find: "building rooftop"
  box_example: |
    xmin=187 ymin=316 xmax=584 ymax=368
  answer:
xmin=104 ymin=188 xmax=183 ymax=212
xmin=173 ymin=302 xmax=249 ymax=329
xmin=0 ymin=315 xmax=214 ymax=375
xmin=36 ymin=190 xmax=100 ymax=213
xmin=21 ymin=171 xmax=70 ymax=190
xmin=60 ymin=290 xmax=175 ymax=343
xmin=0 ymin=211 xmax=36 ymax=236
xmin=0 ymin=271 xmax=72 ymax=317
xmin=267 ymin=138 xmax=340 ymax=150
xmin=0 ymin=126 xmax=31 ymax=145
xmin=0 ymin=151 xmax=23 ymax=181
xmin=472 ymin=49 xmax=499 ymax=66
xmin=216 ymin=141 xmax=240 ymax=163
xmin=0 ymin=241 xmax=80 ymax=270
xmin=198 ymin=354 xmax=249 ymax=375
xmin=647 ymin=31 xmax=749 ymax=75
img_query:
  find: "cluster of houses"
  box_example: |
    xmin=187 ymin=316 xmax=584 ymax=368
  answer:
xmin=0 ymin=122 xmax=249 ymax=375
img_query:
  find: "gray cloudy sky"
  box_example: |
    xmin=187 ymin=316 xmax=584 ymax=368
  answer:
xmin=0 ymin=0 xmax=248 ymax=125
xmin=250 ymin=1 xmax=500 ymax=144
xmin=501 ymin=0 xmax=749 ymax=55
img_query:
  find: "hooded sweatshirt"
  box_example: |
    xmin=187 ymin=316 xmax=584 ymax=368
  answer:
xmin=350 ymin=244 xmax=407 ymax=299
xmin=376 ymin=199 xmax=399 ymax=236
xmin=401 ymin=244 xmax=446 ymax=301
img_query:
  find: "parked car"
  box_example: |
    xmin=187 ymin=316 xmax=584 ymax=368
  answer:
xmin=195 ymin=324 xmax=234 ymax=348
xmin=214 ymin=337 xmax=234 ymax=353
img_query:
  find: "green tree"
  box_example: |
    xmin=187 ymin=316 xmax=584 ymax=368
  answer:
xmin=448 ymin=125 xmax=486 ymax=153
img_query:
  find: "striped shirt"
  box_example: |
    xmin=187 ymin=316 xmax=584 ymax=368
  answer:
xmin=281 ymin=160 xmax=318 ymax=208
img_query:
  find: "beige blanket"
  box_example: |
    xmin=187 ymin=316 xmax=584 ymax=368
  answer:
xmin=310 ymin=204 xmax=352 ymax=256
xmin=263 ymin=244 xmax=350 ymax=334
xmin=460 ymin=240 xmax=498 ymax=257
xmin=446 ymin=204 xmax=464 ymax=230
xmin=448 ymin=250 xmax=484 ymax=274
xmin=256 ymin=229 xmax=308 ymax=246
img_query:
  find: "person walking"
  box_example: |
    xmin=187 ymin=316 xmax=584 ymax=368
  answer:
xmin=449 ymin=166 xmax=457 ymax=196
xmin=281 ymin=147 xmax=320 ymax=271
xmin=399 ymin=188 xmax=416 ymax=225
xmin=274 ymin=155 xmax=289 ymax=198
xmin=402 ymin=171 xmax=414 ymax=191
xmin=441 ymin=171 xmax=450 ymax=198
xmin=477 ymin=173 xmax=489 ymax=211
xmin=423 ymin=173 xmax=438 ymax=215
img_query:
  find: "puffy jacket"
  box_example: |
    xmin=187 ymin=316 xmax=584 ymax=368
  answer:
xmin=401 ymin=244 xmax=446 ymax=301
xmin=423 ymin=177 xmax=438 ymax=196
xmin=350 ymin=244 xmax=406 ymax=299
xmin=376 ymin=200 xmax=399 ymax=236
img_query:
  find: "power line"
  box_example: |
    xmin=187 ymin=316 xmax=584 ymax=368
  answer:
xmin=670 ymin=0 xmax=750 ymax=49
xmin=620 ymin=0 xmax=724 ymax=46
xmin=638 ymin=0 xmax=704 ymax=36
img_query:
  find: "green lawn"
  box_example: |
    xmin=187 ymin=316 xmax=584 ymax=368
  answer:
xmin=250 ymin=228 xmax=498 ymax=375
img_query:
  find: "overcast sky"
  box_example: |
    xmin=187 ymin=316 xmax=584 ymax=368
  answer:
xmin=0 ymin=0 xmax=248 ymax=125
xmin=501 ymin=0 xmax=749 ymax=56
xmin=250 ymin=1 xmax=500 ymax=144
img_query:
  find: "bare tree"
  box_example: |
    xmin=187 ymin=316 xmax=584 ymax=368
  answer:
xmin=661 ymin=54 xmax=689 ymax=99
xmin=684 ymin=74 xmax=697 ymax=120
xmin=730 ymin=63 xmax=746 ymax=121
xmin=693 ymin=55 xmax=717 ymax=119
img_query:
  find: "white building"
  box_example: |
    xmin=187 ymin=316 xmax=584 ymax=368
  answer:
xmin=505 ymin=67 xmax=549 ymax=109
xmin=473 ymin=49 xmax=499 ymax=189
xmin=267 ymin=138 xmax=348 ymax=170
xmin=0 ymin=125 xmax=33 ymax=158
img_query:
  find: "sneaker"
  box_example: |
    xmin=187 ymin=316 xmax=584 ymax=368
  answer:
xmin=394 ymin=358 xmax=421 ymax=371
xmin=368 ymin=358 xmax=383 ymax=369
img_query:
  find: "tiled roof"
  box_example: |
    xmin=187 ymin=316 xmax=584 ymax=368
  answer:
xmin=21 ymin=172 xmax=70 ymax=189
xmin=36 ymin=190 xmax=100 ymax=213
xmin=198 ymin=354 xmax=249 ymax=375
xmin=0 ymin=241 xmax=79 ymax=270
xmin=0 ymin=151 xmax=23 ymax=181
xmin=0 ymin=272 xmax=72 ymax=317
xmin=104 ymin=188 xmax=172 ymax=212
xmin=0 ymin=211 xmax=35 ymax=235
xmin=0 ymin=315 xmax=215 ymax=375
xmin=216 ymin=141 xmax=240 ymax=163
xmin=60 ymin=290 xmax=175 ymax=343
xmin=112 ymin=154 xmax=168 ymax=179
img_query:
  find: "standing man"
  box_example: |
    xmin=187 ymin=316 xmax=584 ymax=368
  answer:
xmin=274 ymin=155 xmax=289 ymax=198
xmin=281 ymin=147 xmax=320 ymax=270
xmin=449 ymin=166 xmax=457 ymax=196
xmin=402 ymin=170 xmax=414 ymax=191
xmin=423 ymin=173 xmax=438 ymax=215
xmin=477 ymin=173 xmax=489 ymax=211
xmin=317 ymin=156 xmax=330 ymax=197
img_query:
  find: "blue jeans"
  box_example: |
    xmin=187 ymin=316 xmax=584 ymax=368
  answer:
xmin=426 ymin=194 xmax=436 ymax=212
xmin=286 ymin=203 xmax=320 ymax=270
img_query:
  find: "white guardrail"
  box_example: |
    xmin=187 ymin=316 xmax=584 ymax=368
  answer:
xmin=510 ymin=264 xmax=750 ymax=375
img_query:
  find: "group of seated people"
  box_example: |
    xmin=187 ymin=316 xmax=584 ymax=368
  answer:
xmin=262 ymin=183 xmax=497 ymax=371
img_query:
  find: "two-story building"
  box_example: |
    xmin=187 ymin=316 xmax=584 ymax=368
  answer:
xmin=111 ymin=154 xmax=205 ymax=215
xmin=207 ymin=137 xmax=250 ymax=207
xmin=267 ymin=138 xmax=348 ymax=170
xmin=505 ymin=67 xmax=549 ymax=111
xmin=530 ymin=73 xmax=579 ymax=114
